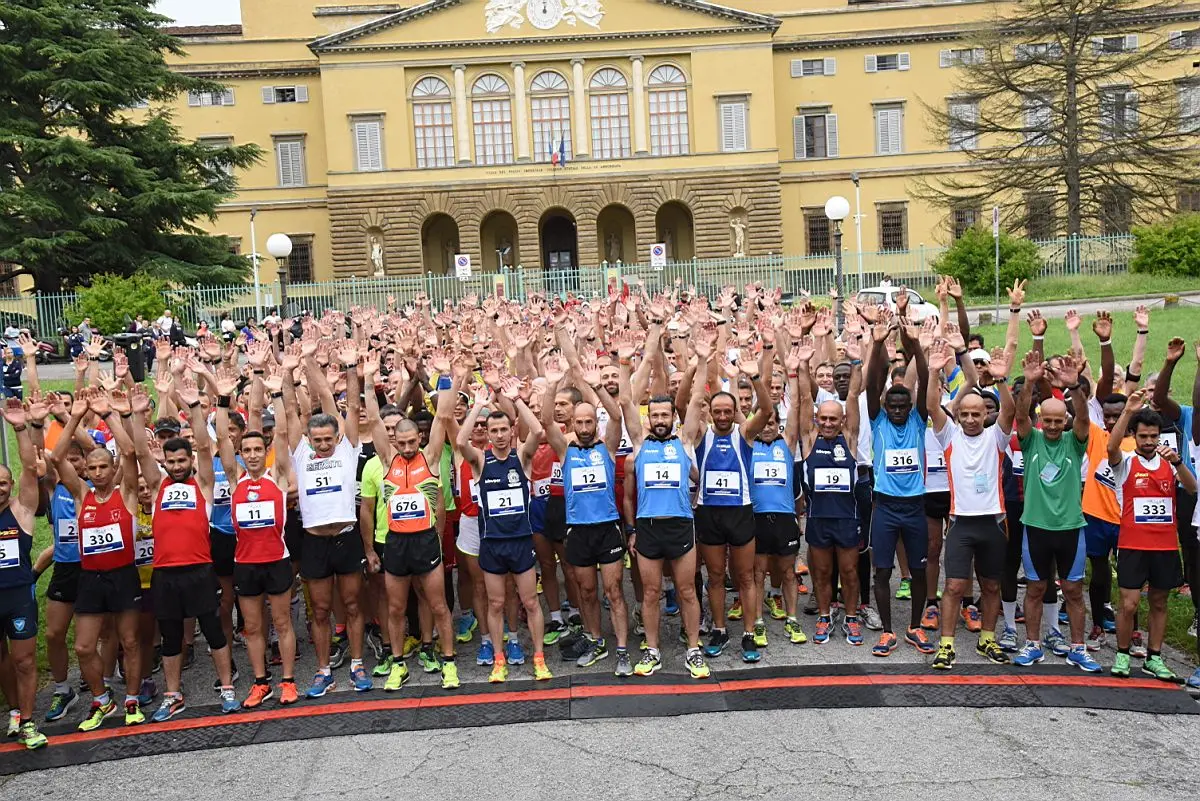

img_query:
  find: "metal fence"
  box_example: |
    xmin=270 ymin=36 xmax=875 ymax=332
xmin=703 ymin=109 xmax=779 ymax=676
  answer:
xmin=0 ymin=234 xmax=1139 ymax=339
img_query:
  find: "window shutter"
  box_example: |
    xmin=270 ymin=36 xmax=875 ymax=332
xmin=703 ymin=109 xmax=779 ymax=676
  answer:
xmin=295 ymin=85 xmax=309 ymax=103
xmin=823 ymin=57 xmax=836 ymax=75
xmin=876 ymin=110 xmax=889 ymax=153
xmin=355 ymin=121 xmax=382 ymax=171
xmin=1125 ymin=90 xmax=1139 ymax=131
xmin=261 ymin=86 xmax=276 ymax=104
xmin=825 ymin=113 xmax=839 ymax=157
xmin=1181 ymin=85 xmax=1200 ymax=131
xmin=973 ymin=48 xmax=986 ymax=64
xmin=1100 ymin=93 xmax=1116 ymax=138
xmin=898 ymin=52 xmax=911 ymax=71
xmin=221 ymin=89 xmax=235 ymax=106
xmin=865 ymin=55 xmax=877 ymax=73
xmin=793 ymin=116 xmax=806 ymax=159
xmin=1125 ymin=34 xmax=1138 ymax=51
xmin=188 ymin=91 xmax=201 ymax=107
xmin=721 ymin=101 xmax=747 ymax=151
xmin=1091 ymin=37 xmax=1103 ymax=55
xmin=277 ymin=141 xmax=304 ymax=186
xmin=791 ymin=59 xmax=803 ymax=78
xmin=1169 ymin=30 xmax=1184 ymax=49
xmin=939 ymin=49 xmax=951 ymax=68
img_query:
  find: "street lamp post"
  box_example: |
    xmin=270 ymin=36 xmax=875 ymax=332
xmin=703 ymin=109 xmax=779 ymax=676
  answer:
xmin=824 ymin=195 xmax=850 ymax=332
xmin=266 ymin=233 xmax=293 ymax=319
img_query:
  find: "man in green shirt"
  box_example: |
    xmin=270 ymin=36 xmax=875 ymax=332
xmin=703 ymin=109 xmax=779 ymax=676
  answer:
xmin=1013 ymin=351 xmax=1101 ymax=672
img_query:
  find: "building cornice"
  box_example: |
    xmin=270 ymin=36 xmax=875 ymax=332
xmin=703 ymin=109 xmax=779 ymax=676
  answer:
xmin=174 ymin=62 xmax=322 ymax=79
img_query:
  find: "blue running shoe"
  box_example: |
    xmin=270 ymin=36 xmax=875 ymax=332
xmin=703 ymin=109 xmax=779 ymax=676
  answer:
xmin=505 ymin=637 xmax=526 ymax=666
xmin=1101 ymin=617 xmax=1116 ymax=634
xmin=351 ymin=665 xmax=373 ymax=692
xmin=1012 ymin=641 xmax=1045 ymax=667
xmin=306 ymin=671 xmax=336 ymax=698
xmin=137 ymin=678 xmax=157 ymax=707
xmin=152 ymin=693 xmax=186 ymax=722
xmin=998 ymin=627 xmax=1019 ymax=653
xmin=476 ymin=639 xmax=495 ymax=666
xmin=455 ymin=612 xmax=477 ymax=644
xmin=1186 ymin=666 xmax=1200 ymax=689
xmin=740 ymin=633 xmax=762 ymax=663
xmin=1058 ymin=607 xmax=1069 ymax=625
xmin=1043 ymin=629 xmax=1070 ymax=657
xmin=220 ymin=688 xmax=240 ymax=714
xmin=664 ymin=588 xmax=680 ymax=616
xmin=45 ymin=688 xmax=78 ymax=722
xmin=1066 ymin=645 xmax=1102 ymax=673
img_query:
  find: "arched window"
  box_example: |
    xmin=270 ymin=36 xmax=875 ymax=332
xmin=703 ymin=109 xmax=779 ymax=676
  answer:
xmin=647 ymin=65 xmax=689 ymax=156
xmin=412 ymin=76 xmax=454 ymax=168
xmin=588 ymin=67 xmax=630 ymax=160
xmin=531 ymin=70 xmax=572 ymax=163
xmin=472 ymin=74 xmax=514 ymax=165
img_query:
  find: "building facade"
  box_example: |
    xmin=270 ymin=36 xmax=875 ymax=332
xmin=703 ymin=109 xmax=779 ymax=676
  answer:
xmin=161 ymin=0 xmax=1200 ymax=283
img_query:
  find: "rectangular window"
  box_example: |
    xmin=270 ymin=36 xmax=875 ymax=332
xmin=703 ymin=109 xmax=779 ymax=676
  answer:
xmin=1024 ymin=94 xmax=1052 ymax=145
xmin=1099 ymin=186 xmax=1132 ymax=235
xmin=877 ymin=203 xmax=908 ymax=252
xmin=261 ymin=85 xmax=310 ymax=104
xmin=352 ymin=117 xmax=384 ymax=172
xmin=952 ymin=207 xmax=980 ymax=239
xmin=287 ymin=238 xmax=314 ymax=283
xmin=413 ymin=101 xmax=455 ymax=168
xmin=939 ymin=48 xmax=985 ymax=67
xmin=197 ymin=136 xmax=234 ymax=180
xmin=187 ymin=89 xmax=235 ymax=107
xmin=874 ymin=103 xmax=903 ymax=155
xmin=792 ymin=111 xmax=838 ymax=159
xmin=649 ymin=89 xmax=689 ymax=156
xmin=1178 ymin=184 xmax=1200 ymax=213
xmin=1179 ymin=83 xmax=1200 ymax=132
xmin=1100 ymin=87 xmax=1138 ymax=140
xmin=948 ymin=99 xmax=979 ymax=151
xmin=589 ymin=92 xmax=631 ymax=159
xmin=804 ymin=211 xmax=833 ymax=256
xmin=472 ymin=98 xmax=514 ymax=166
xmin=1092 ymin=35 xmax=1138 ymax=54
xmin=1169 ymin=30 xmax=1200 ymax=49
xmin=790 ymin=58 xmax=836 ymax=77
xmin=1014 ymin=42 xmax=1062 ymax=60
xmin=865 ymin=53 xmax=910 ymax=73
xmin=532 ymin=95 xmax=572 ymax=163
xmin=1025 ymin=192 xmax=1056 ymax=240
xmin=718 ymin=97 xmax=748 ymax=152
xmin=273 ymin=136 xmax=306 ymax=187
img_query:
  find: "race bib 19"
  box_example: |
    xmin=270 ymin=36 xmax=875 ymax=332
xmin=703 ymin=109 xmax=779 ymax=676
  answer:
xmin=927 ymin=451 xmax=947 ymax=474
xmin=813 ymin=467 xmax=851 ymax=493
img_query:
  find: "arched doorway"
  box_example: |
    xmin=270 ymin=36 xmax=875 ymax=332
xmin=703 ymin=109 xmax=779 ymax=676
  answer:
xmin=540 ymin=209 xmax=577 ymax=273
xmin=479 ymin=211 xmax=520 ymax=272
xmin=421 ymin=213 xmax=460 ymax=275
xmin=655 ymin=201 xmax=694 ymax=262
xmin=596 ymin=204 xmax=636 ymax=265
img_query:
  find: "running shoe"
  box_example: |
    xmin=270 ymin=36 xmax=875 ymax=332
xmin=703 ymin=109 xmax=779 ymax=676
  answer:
xmin=505 ymin=638 xmax=526 ymax=666
xmin=270 ymin=642 xmax=283 ymax=667
xmin=476 ymin=640 xmax=496 ymax=666
xmin=767 ymin=595 xmax=787 ymax=621
xmin=440 ymin=662 xmax=460 ymax=690
xmin=797 ymin=579 xmax=809 ymax=595
xmin=577 ymin=637 xmax=609 ymax=668
xmin=568 ymin=612 xmax=583 ymax=631
xmin=686 ymin=649 xmax=711 ymax=679
xmin=489 ymin=660 xmax=509 ymax=683
xmin=1130 ymin=631 xmax=1148 ymax=659
xmin=243 ymin=682 xmax=274 ymax=709
xmin=634 ymin=650 xmax=662 ymax=676
xmin=1067 ymin=645 xmax=1102 ymax=673
xmin=17 ymin=721 xmax=47 ymax=750
xmin=857 ymin=605 xmax=883 ymax=632
xmin=803 ymin=592 xmax=819 ymax=615
xmin=544 ymin=618 xmax=569 ymax=645
xmin=1043 ymin=629 xmax=1070 ymax=657
xmin=278 ymin=680 xmax=299 ymax=705
xmin=976 ymin=639 xmax=1010 ymax=665
xmin=1012 ymin=641 xmax=1045 ymax=667
xmin=1015 ymin=604 xmax=1025 ymax=624
xmin=614 ymin=649 xmax=634 ymax=677
xmin=724 ymin=573 xmax=735 ymax=592
xmin=558 ymin=632 xmax=591 ymax=662
xmin=703 ymin=629 xmax=730 ymax=657
xmin=330 ymin=635 xmax=348 ymax=669
xmin=78 ymin=699 xmax=117 ymax=732
xmin=998 ymin=627 xmax=1019 ymax=653
xmin=961 ymin=605 xmax=982 ymax=633
xmin=137 ymin=678 xmax=157 ymax=707
xmin=418 ymin=648 xmax=442 ymax=673
xmin=785 ymin=618 xmax=807 ymax=644
xmin=373 ymin=653 xmax=395 ymax=677
xmin=212 ymin=662 xmax=240 ymax=691
xmin=305 ymin=671 xmax=336 ymax=698
xmin=1101 ymin=604 xmax=1116 ymax=633
xmin=741 ymin=633 xmax=762 ymax=663
xmin=664 ymin=588 xmax=680 ymax=616
xmin=401 ymin=635 xmax=421 ymax=658
xmin=7 ymin=709 xmax=21 ymax=736
xmin=533 ymin=654 xmax=553 ymax=681
xmin=366 ymin=627 xmax=385 ymax=659
xmin=727 ymin=598 xmax=743 ymax=621
xmin=1086 ymin=625 xmax=1106 ymax=652
xmin=753 ymin=621 xmax=768 ymax=648
xmin=455 ymin=612 xmax=478 ymax=644
xmin=120 ymin=699 xmax=144 ymax=726
xmin=920 ymin=604 xmax=940 ymax=631
xmin=905 ymin=627 xmax=935 ymax=654
xmin=1142 ymin=655 xmax=1177 ymax=682
xmin=895 ymin=577 xmax=912 ymax=600
xmin=932 ymin=642 xmax=956 ymax=671
xmin=813 ymin=616 xmax=833 ymax=644
xmin=220 ymin=687 xmax=240 ymax=713
xmin=633 ymin=609 xmax=645 ymax=636
xmin=351 ymin=665 xmax=373 ymax=692
xmin=151 ymin=693 xmax=185 ymax=723
xmin=384 ymin=662 xmax=410 ymax=692
xmin=1111 ymin=651 xmax=1131 ymax=678
xmin=872 ymin=632 xmax=898 ymax=656
xmin=45 ymin=688 xmax=78 ymax=722
xmin=796 ymin=560 xmax=809 ymax=576
xmin=842 ymin=616 xmax=864 ymax=646
xmin=1058 ymin=606 xmax=1069 ymax=625
xmin=1185 ymin=665 xmax=1200 ymax=689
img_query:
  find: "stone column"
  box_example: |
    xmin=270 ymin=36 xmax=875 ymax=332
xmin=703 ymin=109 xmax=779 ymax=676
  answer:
xmin=571 ymin=58 xmax=588 ymax=159
xmin=452 ymin=64 xmax=471 ymax=164
xmin=512 ymin=61 xmax=530 ymax=162
xmin=630 ymin=55 xmax=648 ymax=155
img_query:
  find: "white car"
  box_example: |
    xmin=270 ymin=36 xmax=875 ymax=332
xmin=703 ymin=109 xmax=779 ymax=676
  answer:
xmin=854 ymin=285 xmax=940 ymax=322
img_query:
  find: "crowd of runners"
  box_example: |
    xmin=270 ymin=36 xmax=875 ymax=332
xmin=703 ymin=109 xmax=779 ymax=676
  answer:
xmin=1 ymin=277 xmax=1198 ymax=751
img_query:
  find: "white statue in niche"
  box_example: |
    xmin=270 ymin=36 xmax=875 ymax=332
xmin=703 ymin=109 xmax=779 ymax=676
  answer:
xmin=663 ymin=228 xmax=674 ymax=260
xmin=369 ymin=235 xmax=385 ymax=276
xmin=605 ymin=232 xmax=622 ymax=263
xmin=730 ymin=218 xmax=747 ymax=258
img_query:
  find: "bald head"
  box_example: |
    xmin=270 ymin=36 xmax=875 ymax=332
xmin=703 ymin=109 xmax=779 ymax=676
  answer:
xmin=957 ymin=392 xmax=988 ymax=435
xmin=1039 ymin=397 xmax=1069 ymax=441
xmin=573 ymin=401 xmax=599 ymax=445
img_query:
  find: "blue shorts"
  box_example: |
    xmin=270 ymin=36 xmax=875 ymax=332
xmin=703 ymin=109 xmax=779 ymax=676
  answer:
xmin=806 ymin=517 xmax=861 ymax=550
xmin=871 ymin=494 xmax=927 ymax=571
xmin=1023 ymin=526 xmax=1086 ymax=583
xmin=530 ymin=495 xmax=547 ymax=534
xmin=0 ymin=584 xmax=38 ymax=641
xmin=1083 ymin=514 xmax=1120 ymax=558
xmin=479 ymin=535 xmax=537 ymax=576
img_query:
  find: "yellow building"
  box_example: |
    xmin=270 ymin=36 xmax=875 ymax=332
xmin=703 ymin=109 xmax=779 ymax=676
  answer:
xmin=162 ymin=0 xmax=1200 ymax=284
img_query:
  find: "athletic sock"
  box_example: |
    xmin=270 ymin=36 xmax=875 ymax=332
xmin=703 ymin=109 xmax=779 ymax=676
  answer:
xmin=443 ymin=654 xmax=455 ymax=663
xmin=979 ymin=630 xmax=996 ymax=644
xmin=550 ymin=610 xmax=563 ymax=623
xmin=124 ymin=694 xmax=138 ymax=706
xmin=1043 ymin=601 xmax=1060 ymax=634
xmin=1002 ymin=601 xmax=1017 ymax=630
xmin=350 ymin=658 xmax=363 ymax=671
xmin=319 ymin=665 xmax=331 ymax=676
xmin=481 ymin=633 xmax=493 ymax=644
xmin=95 ymin=691 xmax=111 ymax=706
xmin=940 ymin=635 xmax=954 ymax=647
xmin=926 ymin=598 xmax=939 ymax=609
xmin=54 ymin=681 xmax=70 ymax=695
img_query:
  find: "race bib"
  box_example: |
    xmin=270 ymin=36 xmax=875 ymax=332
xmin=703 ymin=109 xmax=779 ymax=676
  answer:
xmin=160 ymin=483 xmax=197 ymax=511
xmin=705 ymin=470 xmax=741 ymax=496
xmin=1133 ymin=496 xmax=1173 ymax=524
xmin=1039 ymin=462 xmax=1061 ymax=484
xmin=532 ymin=478 xmax=551 ymax=498
xmin=82 ymin=524 xmax=123 ymax=556
xmin=468 ymin=479 xmax=480 ymax=504
xmin=306 ymin=470 xmax=342 ymax=497
xmin=644 ymin=462 xmax=681 ymax=490
xmin=550 ymin=462 xmax=563 ymax=486
xmin=753 ymin=461 xmax=788 ymax=486
xmin=617 ymin=434 xmax=633 ymax=456
xmin=1159 ymin=431 xmax=1179 ymax=453
xmin=571 ymin=466 xmax=607 ymax=492
xmin=56 ymin=518 xmax=79 ymax=546
xmin=0 ymin=536 xmax=18 ymax=569
xmin=1011 ymin=450 xmax=1025 ymax=476
xmin=486 ymin=488 xmax=525 ymax=517
xmin=389 ymin=492 xmax=427 ymax=521
xmin=884 ymin=448 xmax=919 ymax=474
xmin=235 ymin=501 xmax=277 ymax=530
xmin=134 ymin=538 xmax=154 ymax=566
xmin=813 ymin=467 xmax=851 ymax=493
xmin=1093 ymin=461 xmax=1117 ymax=491
xmin=213 ymin=481 xmax=232 ymax=506
xmin=927 ymin=450 xmax=947 ymax=474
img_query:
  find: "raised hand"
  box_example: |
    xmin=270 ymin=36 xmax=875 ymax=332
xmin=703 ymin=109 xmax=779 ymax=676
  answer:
xmin=27 ymin=392 xmax=49 ymax=423
xmin=1064 ymin=309 xmax=1081 ymax=333
xmin=927 ymin=339 xmax=953 ymax=373
xmin=88 ymin=389 xmax=112 ymax=417
xmin=155 ymin=338 xmax=172 ymax=361
xmin=215 ymin=366 xmax=239 ymax=397
xmin=70 ymin=390 xmax=90 ymax=418
xmin=262 ymin=370 xmax=284 ymax=395
xmin=176 ymin=376 xmax=200 ymax=408
xmin=919 ymin=317 xmax=937 ymax=351
xmin=795 ymin=334 xmax=816 ymax=365
xmin=811 ymin=308 xmax=831 ymax=339
xmin=1 ymin=398 xmax=27 ymax=427
xmin=1051 ymin=353 xmax=1081 ymax=387
xmin=281 ymin=343 xmax=302 ymax=372
xmin=1007 ymin=279 xmax=1027 ymax=308
xmin=110 ymin=390 xmax=131 ymax=416
xmin=1021 ymin=351 xmax=1044 ymax=383
xmin=945 ymin=276 xmax=963 ymax=300
xmin=738 ymin=354 xmax=761 ymax=379
xmin=1134 ymin=304 xmax=1149 ymax=331
xmin=1093 ymin=310 xmax=1113 ymax=341
xmin=336 ymin=340 xmax=359 ymax=369
xmin=473 ymin=383 xmax=491 ymax=408
xmin=500 ymin=375 xmax=523 ymax=400
xmin=84 ymin=335 xmax=105 ymax=359
xmin=73 ymin=353 xmax=88 ymax=376
xmin=1026 ymin=309 xmax=1047 ymax=337
xmin=943 ymin=322 xmax=965 ymax=352
xmin=130 ymin=384 xmax=152 ymax=414
xmin=1125 ymin=387 xmax=1146 ymax=414
xmin=693 ymin=325 xmax=717 ymax=360
xmin=844 ymin=337 xmax=863 ymax=362
xmin=895 ymin=287 xmax=910 ymax=318
xmin=1166 ymin=337 xmax=1186 ymax=363
xmin=543 ymin=354 xmax=566 ymax=384
xmin=581 ymin=359 xmax=603 ymax=387
xmin=987 ymin=348 xmax=1011 ymax=380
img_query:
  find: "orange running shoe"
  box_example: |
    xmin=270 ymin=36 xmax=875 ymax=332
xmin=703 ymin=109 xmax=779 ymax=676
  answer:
xmin=795 ymin=560 xmax=809 ymax=576
xmin=278 ymin=680 xmax=300 ymax=706
xmin=242 ymin=682 xmax=274 ymax=709
xmin=920 ymin=604 xmax=940 ymax=631
xmin=961 ymin=604 xmax=982 ymax=633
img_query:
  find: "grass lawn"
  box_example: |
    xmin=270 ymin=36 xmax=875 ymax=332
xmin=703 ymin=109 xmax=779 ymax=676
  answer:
xmin=961 ymin=273 xmax=1200 ymax=308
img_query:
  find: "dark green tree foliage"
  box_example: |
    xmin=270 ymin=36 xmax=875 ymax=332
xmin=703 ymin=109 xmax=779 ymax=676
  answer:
xmin=0 ymin=0 xmax=262 ymax=292
xmin=931 ymin=228 xmax=1043 ymax=295
xmin=1131 ymin=214 xmax=1200 ymax=277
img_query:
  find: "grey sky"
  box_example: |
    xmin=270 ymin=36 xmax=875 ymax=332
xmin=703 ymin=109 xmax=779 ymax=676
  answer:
xmin=156 ymin=0 xmax=242 ymax=26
